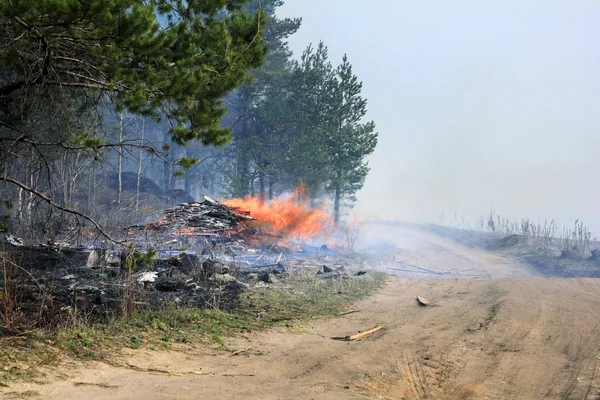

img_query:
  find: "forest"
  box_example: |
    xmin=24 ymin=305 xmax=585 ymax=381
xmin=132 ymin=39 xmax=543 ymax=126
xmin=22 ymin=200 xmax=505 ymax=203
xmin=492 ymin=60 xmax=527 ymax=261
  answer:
xmin=0 ymin=0 xmax=379 ymax=243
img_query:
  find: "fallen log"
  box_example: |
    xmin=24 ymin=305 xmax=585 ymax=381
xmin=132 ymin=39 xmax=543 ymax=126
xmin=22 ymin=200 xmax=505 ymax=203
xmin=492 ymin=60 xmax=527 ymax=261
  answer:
xmin=73 ymin=382 xmax=119 ymax=389
xmin=314 ymin=309 xmax=360 ymax=320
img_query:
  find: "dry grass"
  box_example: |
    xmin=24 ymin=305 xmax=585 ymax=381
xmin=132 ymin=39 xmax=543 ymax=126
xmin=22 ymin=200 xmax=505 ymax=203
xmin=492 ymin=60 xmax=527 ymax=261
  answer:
xmin=423 ymin=212 xmax=600 ymax=276
xmin=441 ymin=211 xmax=599 ymax=256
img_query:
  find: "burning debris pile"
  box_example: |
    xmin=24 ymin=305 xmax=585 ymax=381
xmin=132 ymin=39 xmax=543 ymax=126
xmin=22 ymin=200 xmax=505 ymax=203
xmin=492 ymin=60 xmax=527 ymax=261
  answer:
xmin=126 ymin=195 xmax=255 ymax=236
xmin=125 ymin=186 xmax=335 ymax=255
xmin=120 ymin=188 xmax=362 ymax=279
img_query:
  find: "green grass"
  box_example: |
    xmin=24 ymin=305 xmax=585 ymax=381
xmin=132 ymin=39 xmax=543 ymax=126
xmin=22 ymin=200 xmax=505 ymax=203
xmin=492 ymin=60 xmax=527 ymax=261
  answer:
xmin=239 ymin=271 xmax=388 ymax=326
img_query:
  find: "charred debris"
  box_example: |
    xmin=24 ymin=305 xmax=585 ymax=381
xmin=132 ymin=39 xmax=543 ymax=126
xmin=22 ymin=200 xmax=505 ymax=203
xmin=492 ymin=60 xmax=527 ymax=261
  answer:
xmin=1 ymin=195 xmax=369 ymax=327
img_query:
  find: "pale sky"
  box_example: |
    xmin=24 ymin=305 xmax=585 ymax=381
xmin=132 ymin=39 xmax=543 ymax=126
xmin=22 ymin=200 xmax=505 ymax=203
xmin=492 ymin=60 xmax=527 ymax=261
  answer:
xmin=278 ymin=1 xmax=600 ymax=233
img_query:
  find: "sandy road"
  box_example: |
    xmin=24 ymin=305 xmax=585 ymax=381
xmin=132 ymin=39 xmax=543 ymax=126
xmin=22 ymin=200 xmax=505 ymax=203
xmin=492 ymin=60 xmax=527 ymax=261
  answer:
xmin=358 ymin=223 xmax=539 ymax=279
xmin=7 ymin=226 xmax=600 ymax=400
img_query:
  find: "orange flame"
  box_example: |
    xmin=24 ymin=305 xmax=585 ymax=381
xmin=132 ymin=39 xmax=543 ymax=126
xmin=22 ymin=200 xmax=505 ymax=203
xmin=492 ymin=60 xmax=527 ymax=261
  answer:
xmin=223 ymin=185 xmax=334 ymax=242
xmin=173 ymin=227 xmax=195 ymax=235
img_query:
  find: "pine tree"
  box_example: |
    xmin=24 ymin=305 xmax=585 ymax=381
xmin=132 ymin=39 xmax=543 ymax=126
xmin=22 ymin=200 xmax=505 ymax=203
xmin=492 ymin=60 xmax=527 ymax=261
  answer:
xmin=228 ymin=41 xmax=379 ymax=217
xmin=324 ymin=55 xmax=378 ymax=224
xmin=282 ymin=42 xmax=334 ymax=197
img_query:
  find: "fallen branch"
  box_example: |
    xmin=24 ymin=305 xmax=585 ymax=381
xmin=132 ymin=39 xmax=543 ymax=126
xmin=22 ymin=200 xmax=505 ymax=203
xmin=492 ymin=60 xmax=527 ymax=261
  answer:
xmin=344 ymin=325 xmax=383 ymax=341
xmin=124 ymin=363 xmax=255 ymax=377
xmin=391 ymin=268 xmax=446 ymax=276
xmin=230 ymin=340 xmax=258 ymax=356
xmin=37 ymin=351 xmax=59 ymax=366
xmin=415 ymin=265 xmax=448 ymax=275
xmin=391 ymin=267 xmax=484 ymax=278
xmin=0 ymin=345 xmax=14 ymax=361
xmin=336 ymin=309 xmax=360 ymax=317
xmin=314 ymin=309 xmax=361 ymax=321
xmin=73 ymin=382 xmax=118 ymax=389
xmin=125 ymin=363 xmax=176 ymax=375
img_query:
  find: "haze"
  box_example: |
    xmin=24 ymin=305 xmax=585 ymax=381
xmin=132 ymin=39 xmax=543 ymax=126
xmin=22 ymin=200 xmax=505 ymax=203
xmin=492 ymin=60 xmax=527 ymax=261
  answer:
xmin=278 ymin=1 xmax=600 ymax=233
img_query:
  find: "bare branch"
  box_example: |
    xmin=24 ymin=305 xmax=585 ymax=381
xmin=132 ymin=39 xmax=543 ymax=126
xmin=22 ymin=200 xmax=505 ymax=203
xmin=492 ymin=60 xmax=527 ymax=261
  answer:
xmin=0 ymin=176 xmax=123 ymax=244
xmin=44 ymin=80 xmax=108 ymax=90
xmin=60 ymin=71 xmax=110 ymax=87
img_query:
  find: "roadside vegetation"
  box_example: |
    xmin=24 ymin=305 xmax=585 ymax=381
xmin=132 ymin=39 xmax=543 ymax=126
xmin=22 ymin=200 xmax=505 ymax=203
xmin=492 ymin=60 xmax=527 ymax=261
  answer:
xmin=0 ymin=269 xmax=387 ymax=387
xmin=408 ymin=211 xmax=600 ymax=277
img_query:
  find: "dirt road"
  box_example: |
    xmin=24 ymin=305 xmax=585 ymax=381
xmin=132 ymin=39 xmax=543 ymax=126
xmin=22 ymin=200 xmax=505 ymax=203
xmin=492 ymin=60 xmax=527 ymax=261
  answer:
xmin=8 ymin=226 xmax=600 ymax=400
xmin=358 ymin=222 xmax=539 ymax=278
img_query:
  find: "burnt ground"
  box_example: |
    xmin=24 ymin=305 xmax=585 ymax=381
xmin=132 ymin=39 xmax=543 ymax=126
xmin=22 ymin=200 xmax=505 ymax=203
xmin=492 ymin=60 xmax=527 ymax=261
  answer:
xmin=0 ymin=239 xmax=368 ymax=333
xmin=0 ymin=244 xmax=258 ymax=332
xmin=5 ymin=222 xmax=600 ymax=399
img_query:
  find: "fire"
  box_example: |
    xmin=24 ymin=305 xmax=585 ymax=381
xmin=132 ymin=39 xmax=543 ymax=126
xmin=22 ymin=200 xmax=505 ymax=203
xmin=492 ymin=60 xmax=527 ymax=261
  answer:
xmin=173 ymin=227 xmax=195 ymax=235
xmin=223 ymin=186 xmax=334 ymax=242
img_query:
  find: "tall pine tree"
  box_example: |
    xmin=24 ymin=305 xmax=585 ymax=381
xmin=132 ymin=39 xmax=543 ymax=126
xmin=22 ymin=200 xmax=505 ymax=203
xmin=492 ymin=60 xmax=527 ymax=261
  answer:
xmin=325 ymin=55 xmax=378 ymax=224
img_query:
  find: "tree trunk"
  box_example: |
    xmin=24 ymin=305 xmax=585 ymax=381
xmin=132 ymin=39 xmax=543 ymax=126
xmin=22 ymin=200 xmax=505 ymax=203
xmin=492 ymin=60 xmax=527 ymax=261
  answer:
xmin=333 ymin=186 xmax=341 ymax=226
xmin=162 ymin=130 xmax=171 ymax=191
xmin=184 ymin=147 xmax=194 ymax=198
xmin=16 ymin=186 xmax=22 ymax=230
xmin=268 ymin=179 xmax=274 ymax=200
xmin=234 ymin=117 xmax=251 ymax=197
xmin=233 ymin=149 xmax=249 ymax=197
xmin=184 ymin=170 xmax=193 ymax=197
xmin=258 ymin=171 xmax=266 ymax=201
xmin=136 ymin=118 xmax=145 ymax=211
xmin=27 ymin=165 xmax=35 ymax=226
xmin=117 ymin=112 xmax=124 ymax=205
xmin=88 ymin=162 xmax=95 ymax=216
xmin=60 ymin=153 xmax=69 ymax=207
xmin=68 ymin=153 xmax=78 ymax=207
xmin=241 ymin=152 xmax=250 ymax=196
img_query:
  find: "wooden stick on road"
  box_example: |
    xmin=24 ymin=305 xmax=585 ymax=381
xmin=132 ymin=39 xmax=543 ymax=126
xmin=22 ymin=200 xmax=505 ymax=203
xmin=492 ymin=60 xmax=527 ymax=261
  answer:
xmin=231 ymin=340 xmax=258 ymax=356
xmin=345 ymin=325 xmax=383 ymax=341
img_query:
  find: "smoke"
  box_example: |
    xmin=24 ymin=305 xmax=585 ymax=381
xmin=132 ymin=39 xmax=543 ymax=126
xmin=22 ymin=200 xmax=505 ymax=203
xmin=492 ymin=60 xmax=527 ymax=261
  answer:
xmin=278 ymin=1 xmax=600 ymax=235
